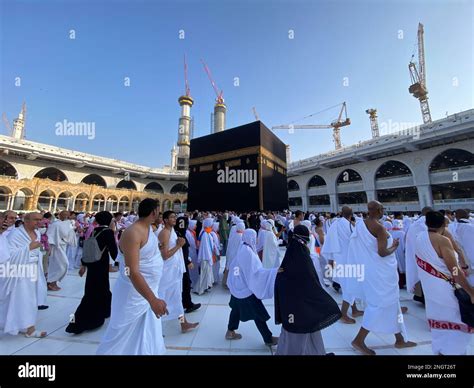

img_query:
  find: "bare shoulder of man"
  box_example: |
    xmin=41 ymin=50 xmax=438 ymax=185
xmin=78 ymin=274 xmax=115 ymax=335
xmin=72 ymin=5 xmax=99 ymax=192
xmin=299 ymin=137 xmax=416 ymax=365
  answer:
xmin=371 ymin=221 xmax=386 ymax=236
xmin=158 ymin=227 xmax=170 ymax=243
xmin=439 ymin=233 xmax=453 ymax=248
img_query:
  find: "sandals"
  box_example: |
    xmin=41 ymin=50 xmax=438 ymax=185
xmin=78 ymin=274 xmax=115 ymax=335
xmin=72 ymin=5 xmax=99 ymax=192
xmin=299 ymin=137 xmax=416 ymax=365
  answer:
xmin=25 ymin=330 xmax=47 ymax=338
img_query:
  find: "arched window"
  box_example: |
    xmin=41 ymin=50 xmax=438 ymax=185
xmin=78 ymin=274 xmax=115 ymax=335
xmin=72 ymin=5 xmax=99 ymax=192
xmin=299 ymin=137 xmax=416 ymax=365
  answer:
xmin=81 ymin=174 xmax=107 ymax=187
xmin=116 ymin=180 xmax=137 ymax=190
xmin=57 ymin=192 xmax=74 ymax=211
xmin=144 ymin=182 xmax=164 ymax=193
xmin=170 ymin=184 xmax=188 ymax=194
xmin=92 ymin=194 xmax=106 ymax=212
xmin=288 ymin=180 xmax=300 ymax=192
xmin=35 ymin=168 xmax=67 ymax=182
xmin=74 ymin=193 xmax=89 ymax=212
xmin=375 ymin=161 xmax=412 ymax=179
xmin=429 ymin=149 xmax=474 ymax=172
xmin=308 ymin=175 xmax=326 ymax=188
xmin=337 ymin=169 xmax=362 ymax=184
xmin=37 ymin=190 xmax=56 ymax=211
xmin=0 ymin=160 xmax=17 ymax=178
xmin=0 ymin=186 xmax=12 ymax=210
xmin=12 ymin=188 xmax=34 ymax=211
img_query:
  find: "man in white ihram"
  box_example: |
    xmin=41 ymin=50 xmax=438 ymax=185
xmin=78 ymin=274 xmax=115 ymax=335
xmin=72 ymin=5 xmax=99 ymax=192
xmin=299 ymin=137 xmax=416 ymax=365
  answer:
xmin=97 ymin=198 xmax=167 ymax=355
xmin=321 ymin=206 xmax=363 ymax=323
xmin=348 ymin=201 xmax=416 ymax=355
xmin=47 ymin=210 xmax=75 ymax=291
xmin=158 ymin=210 xmax=199 ymax=333
xmin=0 ymin=212 xmax=47 ymax=338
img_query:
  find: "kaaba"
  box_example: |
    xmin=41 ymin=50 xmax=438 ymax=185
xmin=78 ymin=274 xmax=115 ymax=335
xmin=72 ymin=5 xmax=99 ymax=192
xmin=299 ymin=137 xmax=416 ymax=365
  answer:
xmin=187 ymin=121 xmax=288 ymax=212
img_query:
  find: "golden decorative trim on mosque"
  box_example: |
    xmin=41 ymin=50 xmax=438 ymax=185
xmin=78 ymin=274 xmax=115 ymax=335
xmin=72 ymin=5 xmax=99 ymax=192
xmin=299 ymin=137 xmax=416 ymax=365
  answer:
xmin=199 ymin=164 xmax=213 ymax=172
xmin=0 ymin=177 xmax=187 ymax=212
xmin=178 ymin=96 xmax=194 ymax=106
xmin=224 ymin=159 xmax=241 ymax=168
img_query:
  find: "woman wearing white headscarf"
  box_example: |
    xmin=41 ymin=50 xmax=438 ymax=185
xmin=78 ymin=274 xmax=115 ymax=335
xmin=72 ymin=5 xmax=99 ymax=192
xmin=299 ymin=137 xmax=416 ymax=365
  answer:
xmin=194 ymin=218 xmax=218 ymax=295
xmin=225 ymin=229 xmax=279 ymax=345
xmin=186 ymin=220 xmax=199 ymax=287
xmin=223 ymin=222 xmax=246 ymax=288
xmin=262 ymin=220 xmax=280 ymax=269
xmin=301 ymin=220 xmax=326 ymax=289
xmin=226 ymin=222 xmax=245 ymax=267
xmin=256 ymin=221 xmax=269 ymax=260
xmin=211 ymin=222 xmax=221 ymax=284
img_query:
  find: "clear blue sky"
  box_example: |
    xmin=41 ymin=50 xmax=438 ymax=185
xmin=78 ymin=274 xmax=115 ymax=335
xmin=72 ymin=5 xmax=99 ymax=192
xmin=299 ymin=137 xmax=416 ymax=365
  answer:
xmin=1 ymin=0 xmax=473 ymax=167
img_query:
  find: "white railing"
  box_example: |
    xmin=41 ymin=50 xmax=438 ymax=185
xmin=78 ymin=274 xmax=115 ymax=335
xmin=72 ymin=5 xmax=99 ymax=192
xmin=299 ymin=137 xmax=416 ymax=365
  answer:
xmin=433 ymin=198 xmax=474 ymax=204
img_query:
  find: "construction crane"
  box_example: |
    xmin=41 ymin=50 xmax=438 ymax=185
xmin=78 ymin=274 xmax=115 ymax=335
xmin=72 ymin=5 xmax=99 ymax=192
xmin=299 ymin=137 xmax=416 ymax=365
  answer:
xmin=201 ymin=59 xmax=224 ymax=104
xmin=272 ymin=102 xmax=351 ymax=150
xmin=2 ymin=112 xmax=12 ymax=136
xmin=252 ymin=107 xmax=259 ymax=121
xmin=365 ymin=108 xmax=379 ymax=138
xmin=184 ymin=54 xmax=191 ymax=97
xmin=408 ymin=23 xmax=432 ymax=124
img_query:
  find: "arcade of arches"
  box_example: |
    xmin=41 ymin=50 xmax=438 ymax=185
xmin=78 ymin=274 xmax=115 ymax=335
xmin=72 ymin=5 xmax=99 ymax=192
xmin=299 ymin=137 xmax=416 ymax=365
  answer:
xmin=288 ymin=148 xmax=474 ymax=211
xmin=0 ymin=162 xmax=187 ymax=213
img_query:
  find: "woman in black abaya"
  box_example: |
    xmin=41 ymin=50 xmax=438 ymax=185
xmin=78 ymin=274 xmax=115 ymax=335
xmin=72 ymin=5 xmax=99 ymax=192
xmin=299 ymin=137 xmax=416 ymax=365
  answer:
xmin=66 ymin=211 xmax=118 ymax=334
xmin=275 ymin=225 xmax=341 ymax=355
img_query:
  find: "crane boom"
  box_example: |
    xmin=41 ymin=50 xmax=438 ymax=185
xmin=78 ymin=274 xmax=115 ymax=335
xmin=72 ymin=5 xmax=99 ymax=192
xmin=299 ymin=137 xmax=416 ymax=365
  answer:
xmin=272 ymin=124 xmax=332 ymax=130
xmin=184 ymin=54 xmax=190 ymax=97
xmin=252 ymin=107 xmax=259 ymax=121
xmin=408 ymin=23 xmax=431 ymax=123
xmin=418 ymin=23 xmax=426 ymax=86
xmin=2 ymin=113 xmax=12 ymax=135
xmin=272 ymin=102 xmax=350 ymax=150
xmin=201 ymin=59 xmax=224 ymax=104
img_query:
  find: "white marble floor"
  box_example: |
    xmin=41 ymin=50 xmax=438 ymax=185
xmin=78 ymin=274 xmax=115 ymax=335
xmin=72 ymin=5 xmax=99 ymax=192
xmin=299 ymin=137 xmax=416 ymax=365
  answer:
xmin=1 ymin=257 xmax=472 ymax=356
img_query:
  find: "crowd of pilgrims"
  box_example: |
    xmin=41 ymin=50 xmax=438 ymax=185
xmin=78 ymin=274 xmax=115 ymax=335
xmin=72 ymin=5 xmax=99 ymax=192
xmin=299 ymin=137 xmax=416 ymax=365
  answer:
xmin=0 ymin=200 xmax=473 ymax=355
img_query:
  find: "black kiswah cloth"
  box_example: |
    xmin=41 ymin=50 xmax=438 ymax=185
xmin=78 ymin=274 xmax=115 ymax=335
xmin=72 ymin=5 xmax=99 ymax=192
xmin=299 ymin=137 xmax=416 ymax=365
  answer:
xmin=274 ymin=225 xmax=341 ymax=333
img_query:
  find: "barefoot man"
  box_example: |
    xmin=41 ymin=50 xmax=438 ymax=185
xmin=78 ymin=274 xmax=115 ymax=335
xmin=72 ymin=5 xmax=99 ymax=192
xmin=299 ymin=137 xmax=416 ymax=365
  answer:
xmin=97 ymin=198 xmax=167 ymax=355
xmin=321 ymin=206 xmax=363 ymax=323
xmin=349 ymin=201 xmax=417 ymax=355
xmin=158 ymin=211 xmax=199 ymax=333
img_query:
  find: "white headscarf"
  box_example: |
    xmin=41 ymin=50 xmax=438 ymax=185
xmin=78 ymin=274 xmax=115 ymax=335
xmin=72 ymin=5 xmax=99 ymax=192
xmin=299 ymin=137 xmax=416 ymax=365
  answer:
xmin=226 ymin=222 xmax=245 ymax=269
xmin=227 ymin=228 xmax=277 ymax=300
xmin=256 ymin=220 xmax=270 ymax=252
xmin=241 ymin=228 xmax=257 ymax=253
xmin=188 ymin=219 xmax=197 ymax=230
xmin=197 ymin=218 xmax=216 ymax=264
